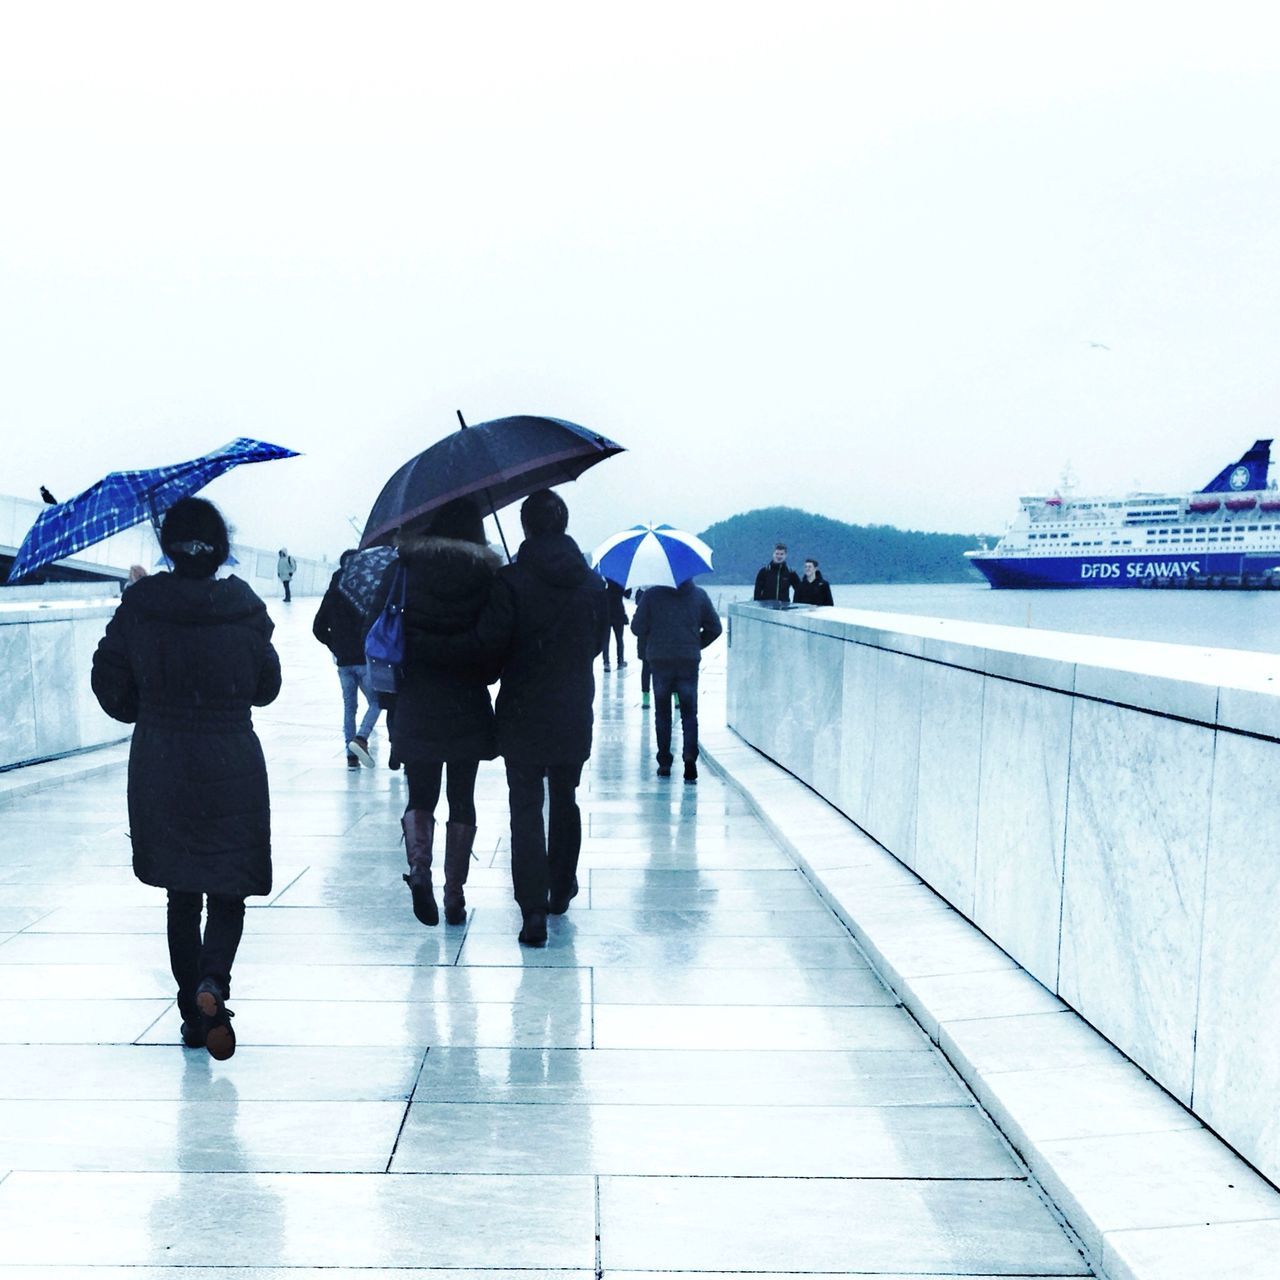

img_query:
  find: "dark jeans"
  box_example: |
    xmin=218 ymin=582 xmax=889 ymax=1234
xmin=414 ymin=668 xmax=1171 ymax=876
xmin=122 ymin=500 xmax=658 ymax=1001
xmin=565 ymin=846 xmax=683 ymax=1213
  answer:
xmin=281 ymin=579 xmax=292 ymax=602
xmin=652 ymin=663 xmax=700 ymax=764
xmin=601 ymin=621 xmax=624 ymax=665
xmin=166 ymin=890 xmax=246 ymax=1018
xmin=640 ymin=659 xmax=650 ymax=693
xmin=505 ymin=758 xmax=584 ymax=914
xmin=406 ymin=759 xmax=479 ymax=825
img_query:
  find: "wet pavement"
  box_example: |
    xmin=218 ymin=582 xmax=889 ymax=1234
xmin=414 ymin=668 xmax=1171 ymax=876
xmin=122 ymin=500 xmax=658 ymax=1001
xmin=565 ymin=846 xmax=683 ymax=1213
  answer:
xmin=0 ymin=598 xmax=1092 ymax=1276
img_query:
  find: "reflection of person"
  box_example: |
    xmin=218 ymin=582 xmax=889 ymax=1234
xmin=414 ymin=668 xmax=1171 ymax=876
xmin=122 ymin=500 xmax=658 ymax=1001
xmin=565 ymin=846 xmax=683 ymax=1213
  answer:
xmin=277 ymin=547 xmax=296 ymax=602
xmin=312 ymin=550 xmax=382 ymax=768
xmin=417 ymin=489 xmax=607 ymax=946
xmin=630 ymin=578 xmax=722 ymax=782
xmin=753 ymin=542 xmax=800 ymax=603
xmin=793 ymin=557 xmax=834 ymax=606
xmin=601 ymin=579 xmax=628 ymax=670
xmin=389 ymin=498 xmax=501 ymax=928
xmin=91 ymin=498 xmax=281 ymax=1060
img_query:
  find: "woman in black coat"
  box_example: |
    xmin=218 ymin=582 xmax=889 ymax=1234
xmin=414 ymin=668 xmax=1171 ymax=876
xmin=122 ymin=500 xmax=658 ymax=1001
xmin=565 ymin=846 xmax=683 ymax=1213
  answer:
xmin=390 ymin=497 xmax=501 ymax=927
xmin=91 ymin=498 xmax=281 ymax=1060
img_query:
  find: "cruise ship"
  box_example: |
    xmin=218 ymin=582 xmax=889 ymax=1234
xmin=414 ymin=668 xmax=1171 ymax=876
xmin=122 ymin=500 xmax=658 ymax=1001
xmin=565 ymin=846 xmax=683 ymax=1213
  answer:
xmin=966 ymin=440 xmax=1280 ymax=588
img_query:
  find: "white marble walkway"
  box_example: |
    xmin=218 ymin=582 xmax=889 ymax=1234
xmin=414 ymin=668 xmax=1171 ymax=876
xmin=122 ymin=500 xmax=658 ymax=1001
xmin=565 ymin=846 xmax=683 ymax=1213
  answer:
xmin=0 ymin=599 xmax=1091 ymax=1276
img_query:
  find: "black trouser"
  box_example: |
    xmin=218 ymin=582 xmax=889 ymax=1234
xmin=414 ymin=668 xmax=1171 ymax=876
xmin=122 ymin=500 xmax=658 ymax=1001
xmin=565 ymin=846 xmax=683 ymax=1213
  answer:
xmin=166 ymin=890 xmax=246 ymax=1018
xmin=406 ymin=759 xmax=479 ymax=825
xmin=281 ymin=579 xmax=292 ymax=602
xmin=601 ymin=621 xmax=624 ymax=665
xmin=640 ymin=660 xmax=651 ymax=694
xmin=504 ymin=758 xmax=583 ymax=914
xmin=651 ymin=663 xmax=700 ymax=764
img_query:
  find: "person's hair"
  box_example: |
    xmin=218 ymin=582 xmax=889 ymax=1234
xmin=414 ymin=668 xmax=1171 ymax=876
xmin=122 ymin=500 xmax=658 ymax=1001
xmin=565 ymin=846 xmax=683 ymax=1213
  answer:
xmin=160 ymin=497 xmax=230 ymax=579
xmin=424 ymin=496 xmax=486 ymax=545
xmin=805 ymin=557 xmax=818 ymax=568
xmin=520 ymin=488 xmax=569 ymax=536
xmin=774 ymin=542 xmax=787 ymax=552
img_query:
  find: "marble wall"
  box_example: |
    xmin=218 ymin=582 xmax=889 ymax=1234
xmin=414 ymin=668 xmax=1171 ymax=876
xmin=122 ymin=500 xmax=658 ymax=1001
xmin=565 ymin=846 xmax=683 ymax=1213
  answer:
xmin=0 ymin=604 xmax=126 ymax=771
xmin=726 ymin=602 xmax=1280 ymax=1189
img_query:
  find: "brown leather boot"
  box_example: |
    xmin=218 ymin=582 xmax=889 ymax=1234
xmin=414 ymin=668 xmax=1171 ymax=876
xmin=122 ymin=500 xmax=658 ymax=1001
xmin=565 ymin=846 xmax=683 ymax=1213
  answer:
xmin=402 ymin=810 xmax=438 ymax=926
xmin=442 ymin=821 xmax=476 ymax=926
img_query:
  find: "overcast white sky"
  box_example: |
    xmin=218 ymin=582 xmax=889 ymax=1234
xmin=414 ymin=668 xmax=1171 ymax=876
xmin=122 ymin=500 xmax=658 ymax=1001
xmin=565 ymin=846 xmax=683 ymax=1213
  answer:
xmin=3 ymin=1 xmax=1279 ymax=561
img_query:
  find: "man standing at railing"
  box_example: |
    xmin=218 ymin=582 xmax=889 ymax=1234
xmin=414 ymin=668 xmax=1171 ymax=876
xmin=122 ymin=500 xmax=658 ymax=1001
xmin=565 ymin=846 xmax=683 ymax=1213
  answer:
xmin=753 ymin=542 xmax=800 ymax=604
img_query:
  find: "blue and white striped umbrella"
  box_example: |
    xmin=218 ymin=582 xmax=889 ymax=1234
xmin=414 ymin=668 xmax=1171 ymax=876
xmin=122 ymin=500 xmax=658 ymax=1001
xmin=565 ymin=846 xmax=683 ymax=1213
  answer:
xmin=591 ymin=523 xmax=714 ymax=589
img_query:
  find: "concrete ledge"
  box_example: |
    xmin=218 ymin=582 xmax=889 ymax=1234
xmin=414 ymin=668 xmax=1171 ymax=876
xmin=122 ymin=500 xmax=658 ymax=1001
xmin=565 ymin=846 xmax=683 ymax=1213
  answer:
xmin=699 ymin=717 xmax=1280 ymax=1280
xmin=0 ymin=742 xmax=129 ymax=807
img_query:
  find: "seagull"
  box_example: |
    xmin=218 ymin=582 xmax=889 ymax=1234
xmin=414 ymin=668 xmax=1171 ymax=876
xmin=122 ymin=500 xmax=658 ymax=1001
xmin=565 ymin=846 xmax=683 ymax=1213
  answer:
xmin=1087 ymin=341 xmax=1111 ymax=350
xmin=39 ymin=485 xmax=57 ymax=504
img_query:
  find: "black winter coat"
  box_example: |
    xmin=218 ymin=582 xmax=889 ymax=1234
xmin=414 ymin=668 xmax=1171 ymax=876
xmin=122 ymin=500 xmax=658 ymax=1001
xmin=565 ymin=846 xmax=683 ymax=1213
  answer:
xmin=605 ymin=579 xmax=628 ymax=626
xmin=793 ymin=572 xmax=834 ymax=606
xmin=630 ymin=580 xmax=723 ymax=667
xmin=419 ymin=532 xmax=607 ymax=764
xmin=90 ymin=573 xmax=281 ymax=897
xmin=391 ymin=535 xmax=501 ymax=765
xmin=312 ymin=569 xmax=368 ymax=666
xmin=753 ymin=561 xmax=800 ymax=602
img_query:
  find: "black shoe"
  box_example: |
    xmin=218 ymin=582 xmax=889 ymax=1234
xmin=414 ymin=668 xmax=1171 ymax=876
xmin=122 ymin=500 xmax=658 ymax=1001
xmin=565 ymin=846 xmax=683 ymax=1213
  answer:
xmin=518 ymin=910 xmax=548 ymax=947
xmin=683 ymin=760 xmax=698 ymax=784
xmin=657 ymin=763 xmax=672 ymax=778
xmin=195 ymin=978 xmax=236 ymax=1061
xmin=404 ymin=872 xmax=439 ymax=926
xmin=547 ymin=877 xmax=579 ymax=915
xmin=180 ymin=1017 xmax=206 ymax=1049
xmin=347 ymin=753 xmax=360 ymax=769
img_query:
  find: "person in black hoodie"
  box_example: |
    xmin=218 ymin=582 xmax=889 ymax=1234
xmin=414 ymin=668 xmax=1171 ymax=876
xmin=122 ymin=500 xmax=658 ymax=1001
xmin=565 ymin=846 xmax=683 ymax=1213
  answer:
xmin=753 ymin=542 xmax=800 ymax=604
xmin=312 ymin=549 xmax=383 ymax=767
xmin=416 ymin=489 xmax=607 ymax=946
xmin=91 ymin=497 xmax=281 ymax=1061
xmin=630 ymin=578 xmax=722 ymax=782
xmin=793 ymin=557 xmax=835 ymax=606
xmin=601 ymin=578 xmax=629 ymax=669
xmin=388 ymin=498 xmax=502 ymax=928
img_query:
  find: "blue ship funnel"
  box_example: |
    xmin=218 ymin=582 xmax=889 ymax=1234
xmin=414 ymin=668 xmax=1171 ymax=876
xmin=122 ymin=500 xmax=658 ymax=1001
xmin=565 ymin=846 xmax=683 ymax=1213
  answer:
xmin=1199 ymin=439 xmax=1272 ymax=493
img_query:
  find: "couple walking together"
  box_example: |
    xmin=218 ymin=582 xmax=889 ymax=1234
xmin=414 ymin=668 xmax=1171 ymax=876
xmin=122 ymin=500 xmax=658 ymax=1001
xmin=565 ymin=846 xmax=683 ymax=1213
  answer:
xmin=90 ymin=488 xmax=607 ymax=1060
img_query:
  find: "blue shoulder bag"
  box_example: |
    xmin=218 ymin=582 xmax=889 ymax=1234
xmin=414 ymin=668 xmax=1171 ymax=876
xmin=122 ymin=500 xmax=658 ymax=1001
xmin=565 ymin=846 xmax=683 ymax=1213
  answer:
xmin=365 ymin=563 xmax=407 ymax=694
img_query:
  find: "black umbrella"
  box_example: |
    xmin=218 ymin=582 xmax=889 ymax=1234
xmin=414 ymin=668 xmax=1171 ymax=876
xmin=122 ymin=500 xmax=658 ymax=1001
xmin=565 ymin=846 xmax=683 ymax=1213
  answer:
xmin=359 ymin=413 xmax=625 ymax=554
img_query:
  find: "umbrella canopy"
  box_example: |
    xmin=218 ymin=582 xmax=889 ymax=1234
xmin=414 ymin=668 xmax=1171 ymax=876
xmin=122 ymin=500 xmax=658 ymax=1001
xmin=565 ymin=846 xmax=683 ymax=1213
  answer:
xmin=360 ymin=415 xmax=624 ymax=550
xmin=336 ymin=545 xmax=397 ymax=617
xmin=6 ymin=437 xmax=298 ymax=584
xmin=592 ymin=523 xmax=714 ymax=589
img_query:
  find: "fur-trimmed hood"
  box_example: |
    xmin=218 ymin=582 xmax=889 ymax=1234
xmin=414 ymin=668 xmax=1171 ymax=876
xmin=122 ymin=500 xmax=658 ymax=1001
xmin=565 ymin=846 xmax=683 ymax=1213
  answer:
xmin=398 ymin=535 xmax=502 ymax=630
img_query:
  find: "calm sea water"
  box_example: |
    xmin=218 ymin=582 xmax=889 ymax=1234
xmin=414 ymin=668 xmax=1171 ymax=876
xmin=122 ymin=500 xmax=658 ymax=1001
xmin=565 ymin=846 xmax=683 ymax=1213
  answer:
xmin=707 ymin=582 xmax=1280 ymax=655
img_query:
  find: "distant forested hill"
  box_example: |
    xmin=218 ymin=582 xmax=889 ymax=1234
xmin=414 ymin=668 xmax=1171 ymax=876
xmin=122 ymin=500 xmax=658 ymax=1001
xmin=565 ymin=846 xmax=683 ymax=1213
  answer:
xmin=697 ymin=507 xmax=989 ymax=584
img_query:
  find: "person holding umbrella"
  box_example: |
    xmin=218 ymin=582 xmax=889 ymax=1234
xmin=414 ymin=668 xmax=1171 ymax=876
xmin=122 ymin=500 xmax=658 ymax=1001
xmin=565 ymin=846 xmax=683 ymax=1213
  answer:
xmin=90 ymin=497 xmax=281 ymax=1060
xmin=630 ymin=576 xmax=722 ymax=782
xmin=380 ymin=497 xmax=502 ymax=927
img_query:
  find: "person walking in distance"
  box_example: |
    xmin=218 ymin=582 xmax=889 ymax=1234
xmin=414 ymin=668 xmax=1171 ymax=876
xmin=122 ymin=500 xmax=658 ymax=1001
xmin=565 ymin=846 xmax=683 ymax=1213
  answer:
xmin=385 ymin=498 xmax=501 ymax=927
xmin=312 ymin=550 xmax=383 ymax=767
xmin=630 ymin=577 xmax=722 ymax=782
xmin=91 ymin=498 xmax=281 ymax=1060
xmin=793 ymin=557 xmax=835 ymax=606
xmin=418 ymin=489 xmax=607 ymax=946
xmin=277 ymin=547 xmax=296 ymax=602
xmin=601 ymin=578 xmax=628 ymax=670
xmin=753 ymin=542 xmax=799 ymax=604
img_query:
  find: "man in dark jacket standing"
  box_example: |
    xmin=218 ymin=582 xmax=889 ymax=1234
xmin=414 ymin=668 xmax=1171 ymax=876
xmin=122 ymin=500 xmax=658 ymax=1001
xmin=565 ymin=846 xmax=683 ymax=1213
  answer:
xmin=753 ymin=542 xmax=800 ymax=604
xmin=312 ymin=550 xmax=383 ymax=767
xmin=793 ymin=557 xmax=835 ymax=606
xmin=630 ymin=578 xmax=722 ymax=783
xmin=418 ymin=489 xmax=607 ymax=946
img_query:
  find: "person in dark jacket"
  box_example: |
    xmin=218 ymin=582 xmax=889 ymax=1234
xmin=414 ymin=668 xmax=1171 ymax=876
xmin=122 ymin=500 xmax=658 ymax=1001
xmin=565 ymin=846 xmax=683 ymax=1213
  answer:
xmin=793 ymin=557 xmax=835 ymax=606
xmin=91 ymin=498 xmax=281 ymax=1061
xmin=417 ymin=489 xmax=607 ymax=946
xmin=387 ymin=498 xmax=501 ymax=928
xmin=601 ymin=578 xmax=628 ymax=669
xmin=753 ymin=542 xmax=800 ymax=604
xmin=312 ymin=549 xmax=382 ymax=767
xmin=630 ymin=578 xmax=723 ymax=782
xmin=632 ymin=586 xmax=651 ymax=708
